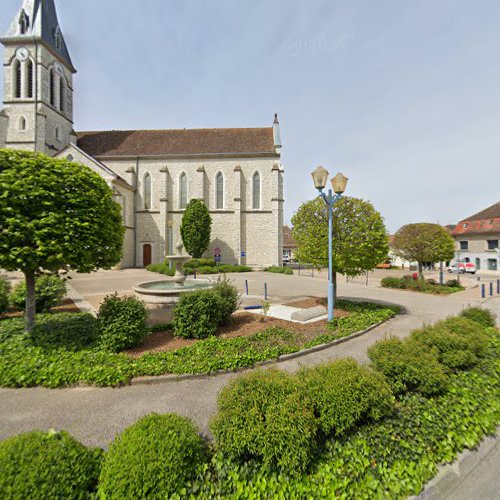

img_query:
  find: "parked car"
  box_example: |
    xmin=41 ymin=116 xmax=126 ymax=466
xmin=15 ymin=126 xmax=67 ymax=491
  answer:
xmin=447 ymin=261 xmax=476 ymax=274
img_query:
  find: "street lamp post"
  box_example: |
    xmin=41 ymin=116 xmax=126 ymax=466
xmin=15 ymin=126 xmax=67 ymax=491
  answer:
xmin=311 ymin=167 xmax=349 ymax=322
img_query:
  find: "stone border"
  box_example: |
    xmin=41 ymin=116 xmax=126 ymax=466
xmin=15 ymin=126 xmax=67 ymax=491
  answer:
xmin=130 ymin=317 xmax=392 ymax=386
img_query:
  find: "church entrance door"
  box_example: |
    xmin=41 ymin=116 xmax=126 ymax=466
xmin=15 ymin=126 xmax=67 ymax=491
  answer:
xmin=143 ymin=244 xmax=152 ymax=267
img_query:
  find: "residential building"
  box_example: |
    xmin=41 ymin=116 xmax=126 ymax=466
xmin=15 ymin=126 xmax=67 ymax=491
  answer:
xmin=451 ymin=202 xmax=500 ymax=272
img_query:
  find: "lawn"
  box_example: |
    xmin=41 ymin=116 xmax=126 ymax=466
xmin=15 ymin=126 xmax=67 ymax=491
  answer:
xmin=0 ymin=300 xmax=399 ymax=388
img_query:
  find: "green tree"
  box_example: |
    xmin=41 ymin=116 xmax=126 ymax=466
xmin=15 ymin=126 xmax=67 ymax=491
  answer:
xmin=392 ymin=223 xmax=455 ymax=280
xmin=0 ymin=149 xmax=124 ymax=331
xmin=291 ymin=196 xmax=388 ymax=300
xmin=180 ymin=199 xmax=212 ymax=258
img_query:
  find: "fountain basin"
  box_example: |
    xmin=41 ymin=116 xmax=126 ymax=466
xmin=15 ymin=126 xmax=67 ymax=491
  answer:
xmin=133 ymin=279 xmax=214 ymax=306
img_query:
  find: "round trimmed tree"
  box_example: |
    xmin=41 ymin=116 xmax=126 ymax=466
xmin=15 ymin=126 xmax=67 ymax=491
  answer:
xmin=0 ymin=149 xmax=124 ymax=331
xmin=392 ymin=223 xmax=455 ymax=280
xmin=180 ymin=199 xmax=212 ymax=258
xmin=291 ymin=196 xmax=389 ymax=300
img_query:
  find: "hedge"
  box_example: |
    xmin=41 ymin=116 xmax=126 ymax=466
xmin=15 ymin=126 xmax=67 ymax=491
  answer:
xmin=10 ymin=275 xmax=66 ymax=312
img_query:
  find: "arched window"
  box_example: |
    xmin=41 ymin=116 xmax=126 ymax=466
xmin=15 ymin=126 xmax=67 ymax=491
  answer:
xmin=143 ymin=173 xmax=152 ymax=210
xmin=19 ymin=11 xmax=29 ymax=35
xmin=19 ymin=117 xmax=26 ymax=131
xmin=55 ymin=127 xmax=61 ymax=141
xmin=59 ymin=77 xmax=65 ymax=111
xmin=179 ymin=173 xmax=188 ymax=209
xmin=54 ymin=27 xmax=62 ymax=51
xmin=14 ymin=60 xmax=22 ymax=98
xmin=252 ymin=172 xmax=261 ymax=210
xmin=49 ymin=68 xmax=55 ymax=106
xmin=26 ymin=59 xmax=33 ymax=98
xmin=215 ymin=172 xmax=224 ymax=210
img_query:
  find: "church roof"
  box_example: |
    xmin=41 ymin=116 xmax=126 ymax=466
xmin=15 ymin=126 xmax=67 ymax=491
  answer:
xmin=2 ymin=0 xmax=75 ymax=72
xmin=76 ymin=128 xmax=278 ymax=158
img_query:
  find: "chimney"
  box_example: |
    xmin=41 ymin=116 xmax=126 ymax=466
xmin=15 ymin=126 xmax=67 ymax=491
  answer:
xmin=273 ymin=113 xmax=282 ymax=153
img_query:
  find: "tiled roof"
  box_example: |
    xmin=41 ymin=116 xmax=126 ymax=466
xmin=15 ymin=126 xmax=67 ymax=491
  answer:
xmin=463 ymin=202 xmax=500 ymax=222
xmin=451 ymin=218 xmax=500 ymax=236
xmin=451 ymin=201 xmax=500 ymax=236
xmin=76 ymin=128 xmax=277 ymax=158
xmin=283 ymin=225 xmax=297 ymax=248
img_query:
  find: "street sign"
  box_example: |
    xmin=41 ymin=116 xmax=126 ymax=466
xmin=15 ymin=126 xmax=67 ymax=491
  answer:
xmin=214 ymin=247 xmax=221 ymax=256
xmin=240 ymin=251 xmax=246 ymax=257
xmin=214 ymin=255 xmax=221 ymax=263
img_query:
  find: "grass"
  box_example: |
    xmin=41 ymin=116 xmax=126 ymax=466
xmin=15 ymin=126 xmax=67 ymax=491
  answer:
xmin=0 ymin=300 xmax=398 ymax=388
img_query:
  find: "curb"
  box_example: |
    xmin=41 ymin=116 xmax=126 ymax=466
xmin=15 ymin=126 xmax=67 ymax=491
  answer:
xmin=415 ymin=428 xmax=500 ymax=499
xmin=130 ymin=317 xmax=394 ymax=386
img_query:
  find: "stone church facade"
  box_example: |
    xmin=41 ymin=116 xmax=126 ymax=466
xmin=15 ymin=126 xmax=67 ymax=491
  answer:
xmin=0 ymin=0 xmax=284 ymax=268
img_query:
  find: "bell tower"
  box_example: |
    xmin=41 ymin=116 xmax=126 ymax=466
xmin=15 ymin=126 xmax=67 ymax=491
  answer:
xmin=0 ymin=0 xmax=77 ymax=154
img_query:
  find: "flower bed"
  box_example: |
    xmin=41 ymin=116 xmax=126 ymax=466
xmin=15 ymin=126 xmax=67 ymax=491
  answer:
xmin=0 ymin=300 xmax=398 ymax=388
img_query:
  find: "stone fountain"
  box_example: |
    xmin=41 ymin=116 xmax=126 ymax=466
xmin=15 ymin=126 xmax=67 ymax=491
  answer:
xmin=133 ymin=243 xmax=214 ymax=307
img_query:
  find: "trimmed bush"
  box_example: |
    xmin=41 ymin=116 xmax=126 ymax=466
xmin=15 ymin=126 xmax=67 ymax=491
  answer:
xmin=411 ymin=317 xmax=490 ymax=370
xmin=445 ymin=279 xmax=461 ymax=287
xmin=10 ymin=275 xmax=66 ymax=312
xmin=146 ymin=262 xmax=175 ymax=276
xmin=459 ymin=306 xmax=496 ymax=328
xmin=173 ymin=289 xmax=225 ymax=339
xmin=298 ymin=358 xmax=395 ymax=436
xmin=265 ymin=266 xmax=294 ymax=275
xmin=0 ymin=276 xmax=10 ymax=314
xmin=380 ymin=275 xmax=464 ymax=294
xmin=0 ymin=430 xmax=102 ymax=499
xmin=211 ymin=277 xmax=240 ymax=324
xmin=184 ymin=258 xmax=216 ymax=270
xmin=210 ymin=369 xmax=318 ymax=474
xmin=98 ymin=413 xmax=208 ymax=499
xmin=368 ymin=337 xmax=449 ymax=396
xmin=96 ymin=293 xmax=149 ymax=352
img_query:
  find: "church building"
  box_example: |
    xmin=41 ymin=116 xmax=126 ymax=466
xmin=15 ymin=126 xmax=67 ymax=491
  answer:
xmin=0 ymin=0 xmax=284 ymax=268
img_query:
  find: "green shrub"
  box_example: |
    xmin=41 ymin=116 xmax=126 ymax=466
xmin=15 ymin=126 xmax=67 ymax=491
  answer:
xmin=96 ymin=294 xmax=149 ymax=352
xmin=459 ymin=307 xmax=496 ymax=328
xmin=146 ymin=262 xmax=175 ymax=276
xmin=380 ymin=276 xmax=406 ymax=289
xmin=30 ymin=312 xmax=98 ymax=351
xmin=10 ymin=275 xmax=66 ymax=312
xmin=211 ymin=369 xmax=318 ymax=474
xmin=98 ymin=413 xmax=208 ymax=499
xmin=380 ymin=276 xmax=464 ymax=294
xmin=411 ymin=317 xmax=490 ymax=370
xmin=0 ymin=276 xmax=10 ymax=314
xmin=194 ymin=264 xmax=253 ymax=274
xmin=265 ymin=266 xmax=294 ymax=275
xmin=184 ymin=258 xmax=216 ymax=270
xmin=0 ymin=430 xmax=102 ymax=499
xmin=445 ymin=279 xmax=461 ymax=287
xmin=173 ymin=289 xmax=225 ymax=339
xmin=212 ymin=277 xmax=240 ymax=324
xmin=368 ymin=337 xmax=449 ymax=396
xmin=298 ymin=358 xmax=395 ymax=436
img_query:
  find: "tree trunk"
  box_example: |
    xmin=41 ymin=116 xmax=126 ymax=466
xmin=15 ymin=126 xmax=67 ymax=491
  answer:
xmin=418 ymin=262 xmax=424 ymax=281
xmin=25 ymin=271 xmax=36 ymax=332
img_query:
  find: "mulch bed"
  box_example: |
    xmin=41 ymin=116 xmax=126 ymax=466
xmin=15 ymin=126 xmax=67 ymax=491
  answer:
xmin=125 ymin=306 xmax=350 ymax=358
xmin=3 ymin=299 xmax=81 ymax=318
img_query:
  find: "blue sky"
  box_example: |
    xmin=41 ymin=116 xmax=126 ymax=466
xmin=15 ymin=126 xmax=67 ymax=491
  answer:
xmin=1 ymin=0 xmax=499 ymax=231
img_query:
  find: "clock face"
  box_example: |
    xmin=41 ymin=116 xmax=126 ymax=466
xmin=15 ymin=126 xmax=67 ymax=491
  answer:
xmin=16 ymin=47 xmax=29 ymax=61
